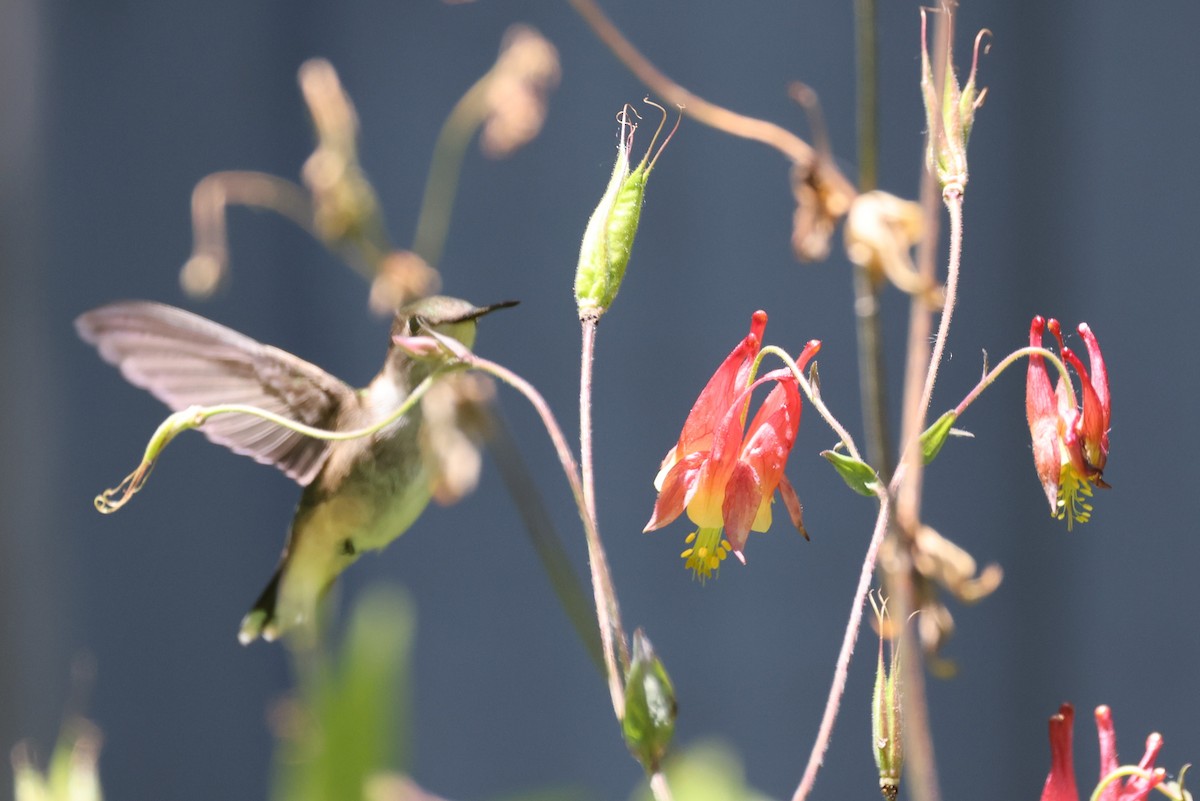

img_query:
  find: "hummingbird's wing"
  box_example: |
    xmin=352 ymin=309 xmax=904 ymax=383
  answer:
xmin=76 ymin=301 xmax=356 ymax=486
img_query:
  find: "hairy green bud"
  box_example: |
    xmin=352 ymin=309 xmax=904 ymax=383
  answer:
xmin=575 ymin=103 xmax=677 ymax=318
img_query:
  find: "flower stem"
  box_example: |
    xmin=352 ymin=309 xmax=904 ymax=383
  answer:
xmin=887 ymin=10 xmax=956 ymax=801
xmin=757 ymin=345 xmax=863 ymax=464
xmin=445 ymin=342 xmax=630 ymax=720
xmin=904 ymin=191 xmax=963 ymax=482
xmin=793 ymin=493 xmax=892 ymax=801
xmin=649 ymin=770 xmax=675 ymax=801
xmin=487 ymin=418 xmax=605 ymax=674
xmin=952 ymin=346 xmax=1073 ymax=419
xmin=580 ymin=317 xmax=601 ymax=554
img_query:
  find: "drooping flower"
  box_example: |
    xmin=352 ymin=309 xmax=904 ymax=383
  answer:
xmin=1026 ymin=316 xmax=1111 ymax=529
xmin=644 ymin=311 xmax=820 ymax=579
xmin=1041 ymin=704 xmax=1165 ymax=801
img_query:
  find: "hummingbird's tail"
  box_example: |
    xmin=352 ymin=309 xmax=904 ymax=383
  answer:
xmin=238 ymin=566 xmax=283 ymax=645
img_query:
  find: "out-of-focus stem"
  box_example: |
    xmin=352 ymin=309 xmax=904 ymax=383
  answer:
xmin=851 ymin=0 xmax=893 ymax=481
xmin=412 ymin=76 xmax=491 ymax=267
xmin=180 ymin=171 xmax=316 ymax=297
xmin=890 ymin=7 xmax=955 ymax=801
xmin=565 ymin=0 xmax=856 ymax=202
xmin=854 ymin=0 xmax=879 ymax=193
xmin=649 ymin=770 xmax=675 ymax=801
xmin=487 ymin=418 xmax=605 ymax=674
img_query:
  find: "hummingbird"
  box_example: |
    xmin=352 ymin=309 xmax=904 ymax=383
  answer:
xmin=75 ymin=295 xmax=517 ymax=645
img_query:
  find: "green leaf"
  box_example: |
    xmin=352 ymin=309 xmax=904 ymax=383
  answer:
xmin=821 ymin=450 xmax=880 ymax=497
xmin=920 ymin=410 xmax=959 ymax=465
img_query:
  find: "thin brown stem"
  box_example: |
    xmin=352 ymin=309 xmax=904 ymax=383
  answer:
xmin=889 ymin=8 xmax=956 ymax=801
xmin=793 ymin=490 xmax=893 ymax=801
xmin=851 ymin=0 xmax=893 ymax=480
xmin=905 ymin=191 xmax=963 ymax=474
xmin=565 ymin=0 xmax=856 ymax=201
xmin=446 ymin=345 xmax=629 ymax=720
xmin=580 ymin=317 xmax=600 ymax=539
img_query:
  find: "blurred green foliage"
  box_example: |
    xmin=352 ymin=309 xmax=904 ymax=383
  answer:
xmin=12 ymin=718 xmax=103 ymax=801
xmin=271 ymin=586 xmax=415 ymax=801
xmin=630 ymin=741 xmax=774 ymax=801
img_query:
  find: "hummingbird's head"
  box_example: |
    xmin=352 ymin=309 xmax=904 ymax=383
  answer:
xmin=391 ymin=296 xmax=519 ymax=351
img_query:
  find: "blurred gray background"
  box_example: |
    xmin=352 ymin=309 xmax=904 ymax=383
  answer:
xmin=2 ymin=1 xmax=1198 ymax=799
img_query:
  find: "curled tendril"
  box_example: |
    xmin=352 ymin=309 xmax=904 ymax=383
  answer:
xmin=95 ymin=459 xmax=156 ymax=514
xmin=92 ymin=407 xmax=204 ymax=514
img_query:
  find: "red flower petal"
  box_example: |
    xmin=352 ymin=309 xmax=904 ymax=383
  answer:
xmin=644 ymin=451 xmax=705 ymax=532
xmin=1042 ymin=703 xmax=1079 ymax=801
xmin=778 ymin=474 xmax=808 ymax=539
xmin=740 ymin=379 xmax=801 ymax=498
xmin=721 ymin=460 xmax=760 ymax=557
xmin=1095 ymin=705 xmax=1119 ymax=801
xmin=676 ymin=311 xmax=767 ymax=455
xmin=1027 ymin=317 xmax=1063 ymax=513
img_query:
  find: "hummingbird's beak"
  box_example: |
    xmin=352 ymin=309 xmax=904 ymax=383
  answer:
xmin=444 ymin=299 xmax=520 ymax=324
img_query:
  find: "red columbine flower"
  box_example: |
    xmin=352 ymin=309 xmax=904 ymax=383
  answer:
xmin=644 ymin=311 xmax=821 ymax=579
xmin=1041 ymin=704 xmax=1165 ymax=801
xmin=1026 ymin=316 xmax=1111 ymax=529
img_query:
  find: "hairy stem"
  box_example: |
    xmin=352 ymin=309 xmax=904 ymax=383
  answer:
xmin=952 ymin=346 xmax=1073 ymax=419
xmin=757 ymin=345 xmax=863 ymax=463
xmin=793 ymin=492 xmax=892 ymax=801
xmin=886 ymin=8 xmax=957 ymax=800
xmin=448 ymin=345 xmax=630 ymax=720
xmin=580 ymin=317 xmax=601 ymax=551
xmin=487 ymin=418 xmax=605 ymax=674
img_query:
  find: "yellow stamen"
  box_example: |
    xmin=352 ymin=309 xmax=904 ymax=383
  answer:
xmin=1055 ymin=466 xmax=1094 ymax=530
xmin=682 ymin=527 xmax=730 ymax=582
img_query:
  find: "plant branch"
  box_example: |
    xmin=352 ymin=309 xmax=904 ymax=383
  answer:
xmin=793 ymin=491 xmax=892 ymax=801
xmin=412 ymin=76 xmax=491 ymax=267
xmin=442 ymin=343 xmax=630 ymax=720
xmin=850 ymin=0 xmax=894 ymax=482
xmin=888 ymin=8 xmax=955 ymax=801
xmin=757 ymin=345 xmax=863 ymax=464
xmin=565 ymin=0 xmax=855 ymax=200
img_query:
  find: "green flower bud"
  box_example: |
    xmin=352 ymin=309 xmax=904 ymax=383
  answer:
xmin=920 ymin=9 xmax=990 ymax=195
xmin=870 ymin=593 xmax=903 ymax=801
xmin=575 ymin=103 xmax=677 ymax=318
xmin=623 ymin=628 xmax=677 ymax=772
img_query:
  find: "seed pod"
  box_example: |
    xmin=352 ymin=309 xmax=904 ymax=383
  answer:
xmin=575 ymin=102 xmax=678 ymax=318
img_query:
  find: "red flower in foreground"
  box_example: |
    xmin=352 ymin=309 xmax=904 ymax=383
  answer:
xmin=1042 ymin=704 xmax=1165 ymax=801
xmin=1026 ymin=316 xmax=1111 ymax=528
xmin=644 ymin=311 xmax=820 ymax=579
